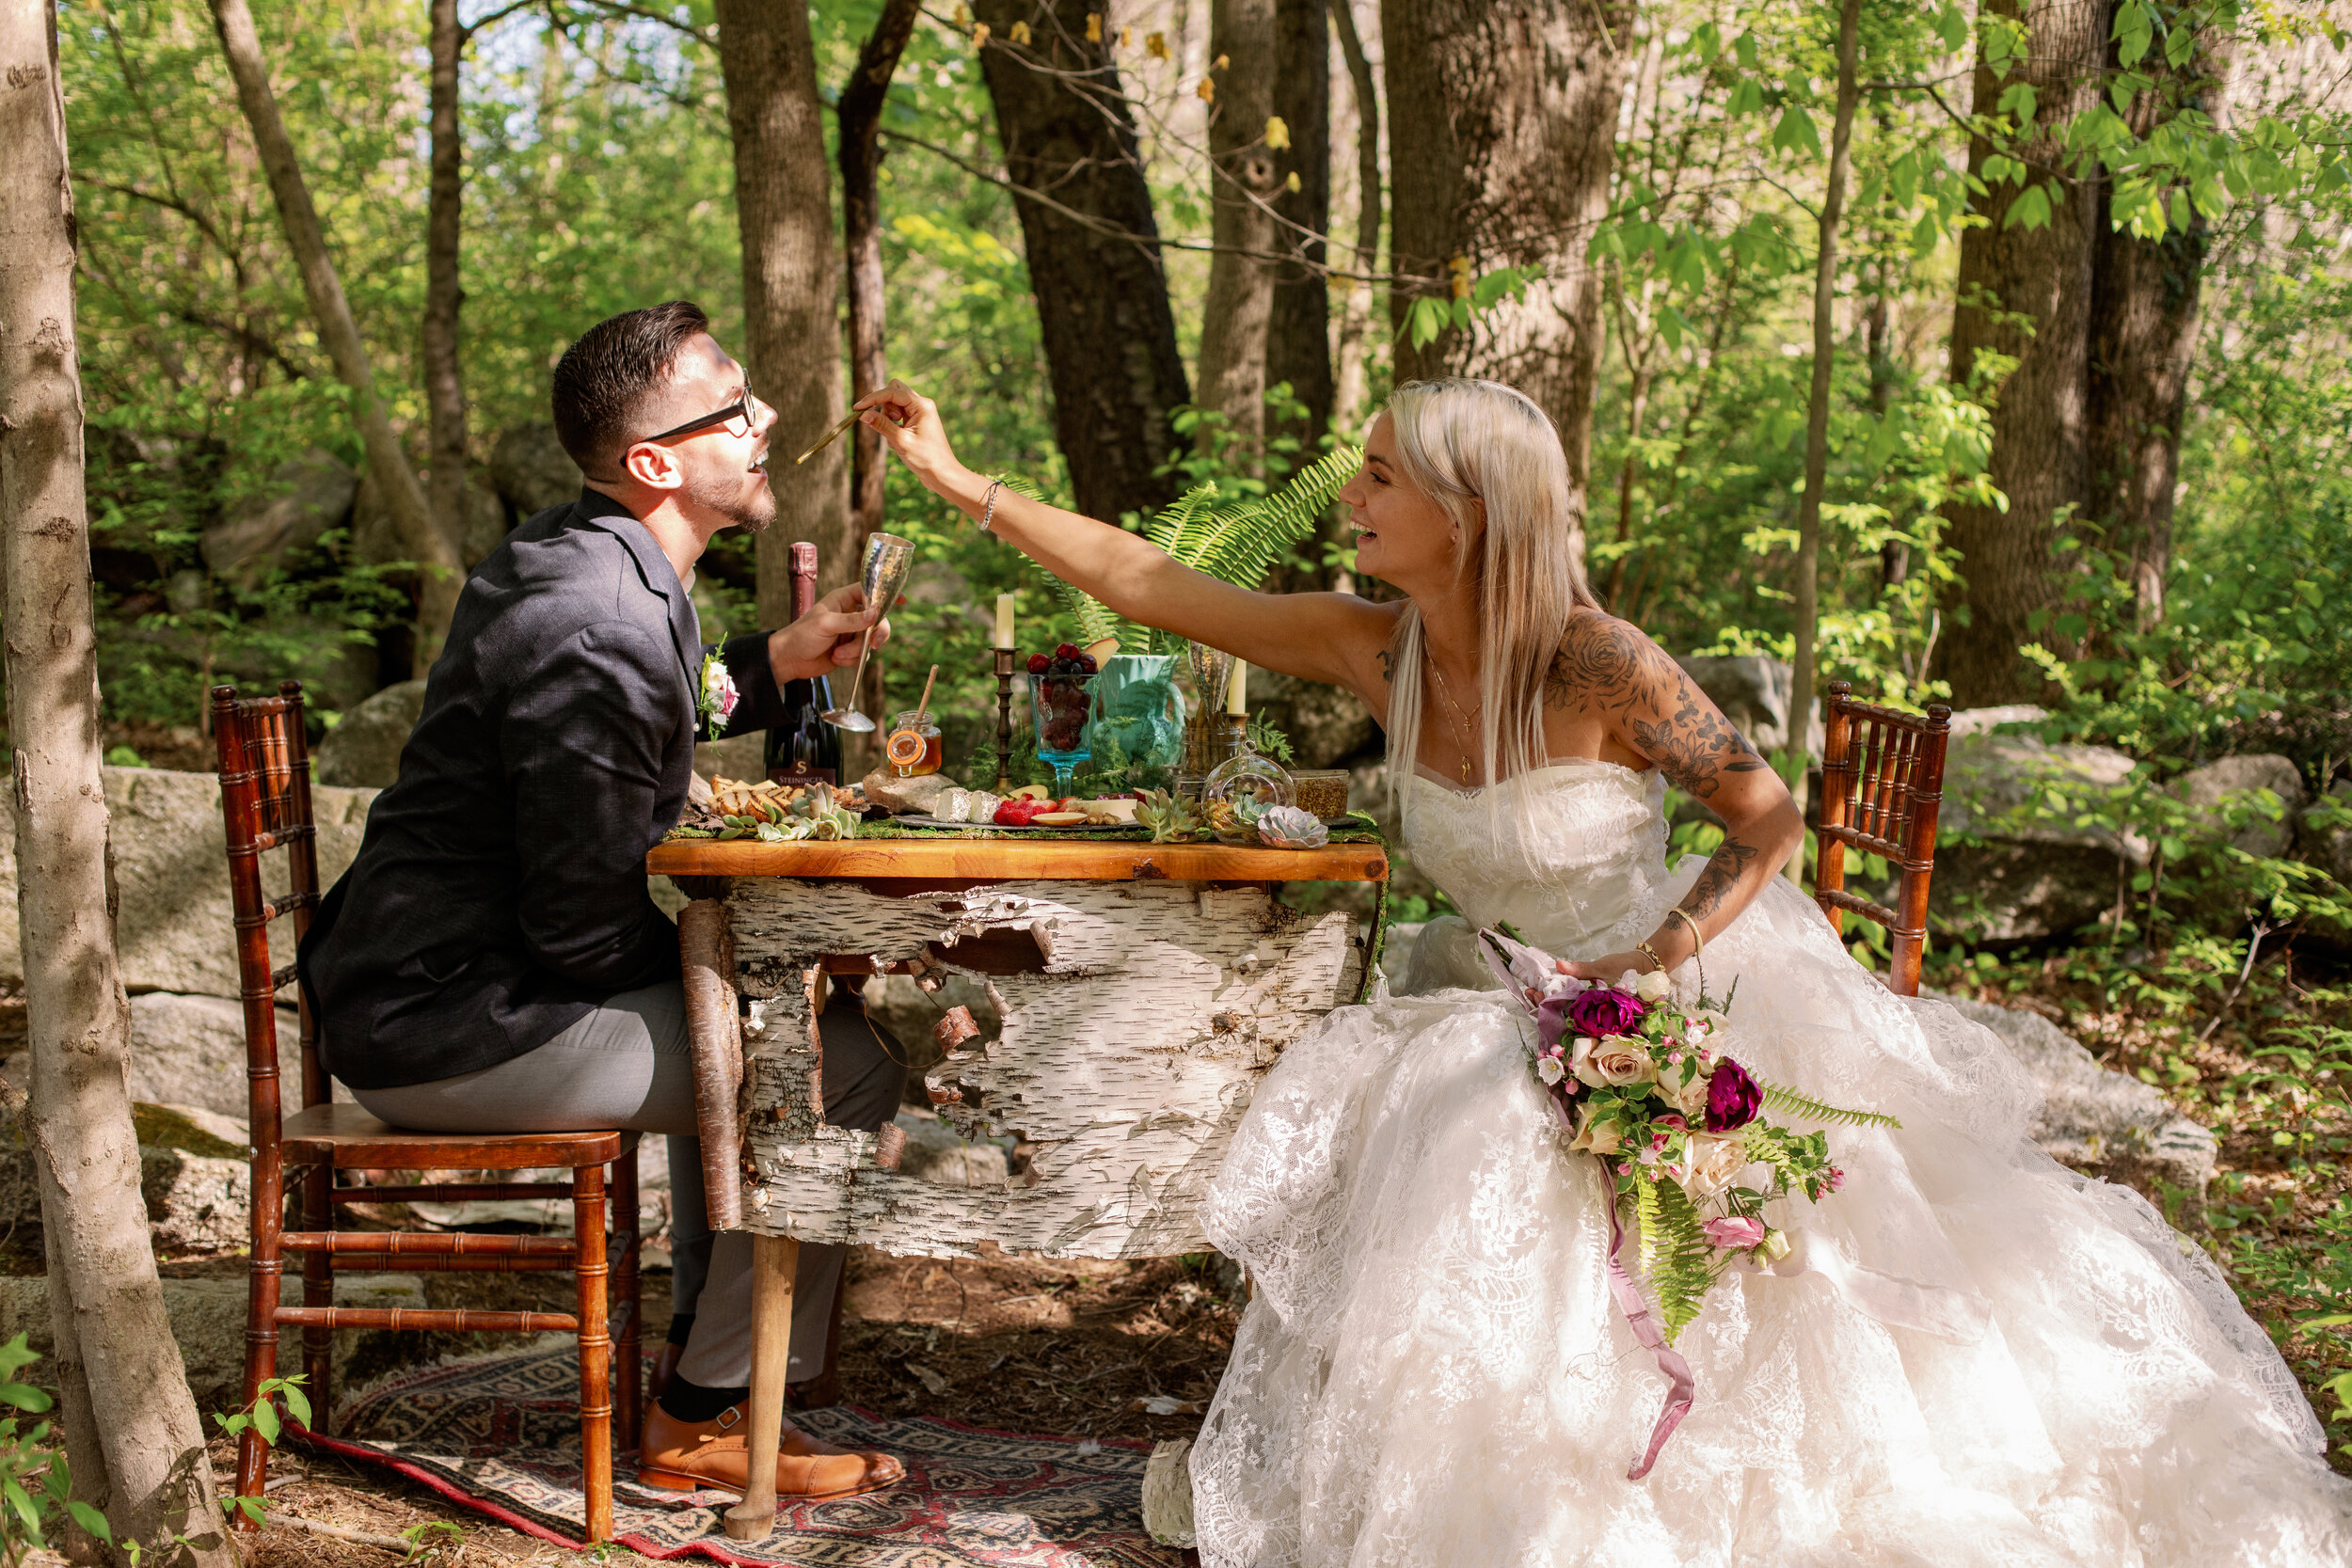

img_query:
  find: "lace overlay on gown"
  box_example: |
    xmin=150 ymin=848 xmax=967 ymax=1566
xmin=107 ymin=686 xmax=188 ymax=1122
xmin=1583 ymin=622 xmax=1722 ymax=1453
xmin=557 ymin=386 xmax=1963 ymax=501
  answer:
xmin=1190 ymin=760 xmax=2351 ymax=1566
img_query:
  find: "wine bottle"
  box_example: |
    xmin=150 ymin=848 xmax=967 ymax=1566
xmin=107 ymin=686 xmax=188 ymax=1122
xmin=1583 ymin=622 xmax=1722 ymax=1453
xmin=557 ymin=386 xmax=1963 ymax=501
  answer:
xmin=764 ymin=541 xmax=842 ymax=785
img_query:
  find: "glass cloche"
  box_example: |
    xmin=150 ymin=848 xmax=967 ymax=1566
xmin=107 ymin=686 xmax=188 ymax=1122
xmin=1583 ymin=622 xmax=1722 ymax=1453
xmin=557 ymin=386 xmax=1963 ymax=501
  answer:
xmin=1201 ymin=735 xmax=1295 ymax=846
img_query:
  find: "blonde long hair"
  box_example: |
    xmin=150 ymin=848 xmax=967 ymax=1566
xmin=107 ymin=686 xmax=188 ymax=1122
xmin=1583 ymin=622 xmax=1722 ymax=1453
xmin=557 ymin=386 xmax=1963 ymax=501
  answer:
xmin=1379 ymin=378 xmax=1601 ymax=829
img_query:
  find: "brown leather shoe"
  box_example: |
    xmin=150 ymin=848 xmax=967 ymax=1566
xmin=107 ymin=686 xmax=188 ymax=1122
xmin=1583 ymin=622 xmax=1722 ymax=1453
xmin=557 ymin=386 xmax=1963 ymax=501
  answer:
xmin=636 ymin=1402 xmax=902 ymax=1498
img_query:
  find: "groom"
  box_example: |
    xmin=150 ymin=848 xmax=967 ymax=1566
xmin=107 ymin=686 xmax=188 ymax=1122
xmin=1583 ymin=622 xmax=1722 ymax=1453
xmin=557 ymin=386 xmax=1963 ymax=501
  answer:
xmin=301 ymin=300 xmax=903 ymax=1498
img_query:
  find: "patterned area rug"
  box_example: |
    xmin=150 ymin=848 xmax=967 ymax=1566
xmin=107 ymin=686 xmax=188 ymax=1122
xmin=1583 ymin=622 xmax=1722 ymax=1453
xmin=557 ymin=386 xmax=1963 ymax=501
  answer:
xmin=298 ymin=1343 xmax=1180 ymax=1566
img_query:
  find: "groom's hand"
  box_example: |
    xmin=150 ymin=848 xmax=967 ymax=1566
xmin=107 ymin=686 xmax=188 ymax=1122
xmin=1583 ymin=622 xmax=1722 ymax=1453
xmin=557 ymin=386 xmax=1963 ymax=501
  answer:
xmin=767 ymin=582 xmax=891 ymax=686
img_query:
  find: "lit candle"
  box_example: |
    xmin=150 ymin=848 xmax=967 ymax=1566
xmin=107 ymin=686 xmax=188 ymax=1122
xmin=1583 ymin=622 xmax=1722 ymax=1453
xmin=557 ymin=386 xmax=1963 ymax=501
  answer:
xmin=994 ymin=593 xmax=1015 ymax=649
xmin=1226 ymin=657 xmax=1248 ymax=716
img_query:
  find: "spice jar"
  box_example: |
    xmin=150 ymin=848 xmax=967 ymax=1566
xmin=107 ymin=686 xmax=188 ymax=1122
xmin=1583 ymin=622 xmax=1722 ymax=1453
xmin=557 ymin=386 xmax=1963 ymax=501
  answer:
xmin=884 ymin=710 xmax=944 ymax=777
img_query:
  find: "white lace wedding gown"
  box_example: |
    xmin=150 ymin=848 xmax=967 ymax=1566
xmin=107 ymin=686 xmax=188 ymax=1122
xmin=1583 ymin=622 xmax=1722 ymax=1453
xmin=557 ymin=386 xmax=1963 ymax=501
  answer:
xmin=1190 ymin=759 xmax=2352 ymax=1566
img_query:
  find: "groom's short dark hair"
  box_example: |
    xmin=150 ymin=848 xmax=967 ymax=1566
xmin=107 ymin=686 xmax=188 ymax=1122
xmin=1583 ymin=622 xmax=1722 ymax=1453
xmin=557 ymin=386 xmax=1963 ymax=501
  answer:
xmin=550 ymin=300 xmax=712 ymax=480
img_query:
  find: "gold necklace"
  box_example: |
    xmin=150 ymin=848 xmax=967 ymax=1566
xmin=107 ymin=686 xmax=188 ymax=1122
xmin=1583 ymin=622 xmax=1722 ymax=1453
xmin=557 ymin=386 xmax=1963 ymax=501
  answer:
xmin=1426 ymin=654 xmax=1479 ymax=784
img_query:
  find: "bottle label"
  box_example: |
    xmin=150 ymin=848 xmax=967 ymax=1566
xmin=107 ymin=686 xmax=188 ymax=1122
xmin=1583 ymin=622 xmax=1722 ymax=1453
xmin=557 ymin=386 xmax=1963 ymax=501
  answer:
xmin=769 ymin=764 xmax=837 ymax=786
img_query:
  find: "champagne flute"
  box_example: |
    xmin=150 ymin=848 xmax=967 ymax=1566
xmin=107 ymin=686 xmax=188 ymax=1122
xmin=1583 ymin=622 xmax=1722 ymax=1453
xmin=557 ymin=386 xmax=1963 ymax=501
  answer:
xmin=820 ymin=532 xmax=915 ymax=733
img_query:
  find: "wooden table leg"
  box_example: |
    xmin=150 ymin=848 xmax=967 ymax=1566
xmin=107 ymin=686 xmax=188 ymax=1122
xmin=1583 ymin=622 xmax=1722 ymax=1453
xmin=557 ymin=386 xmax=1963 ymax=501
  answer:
xmin=721 ymin=1233 xmax=799 ymax=1543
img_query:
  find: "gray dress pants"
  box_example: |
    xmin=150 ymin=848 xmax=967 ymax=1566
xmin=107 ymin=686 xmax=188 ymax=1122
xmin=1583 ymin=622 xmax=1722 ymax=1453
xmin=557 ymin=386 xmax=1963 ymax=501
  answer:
xmin=354 ymin=979 xmax=906 ymax=1386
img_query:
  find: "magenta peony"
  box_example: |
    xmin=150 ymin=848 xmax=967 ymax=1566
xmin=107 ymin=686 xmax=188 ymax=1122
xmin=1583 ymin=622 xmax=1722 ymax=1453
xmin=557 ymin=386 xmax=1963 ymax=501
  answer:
xmin=1702 ymin=1215 xmax=1768 ymax=1250
xmin=1704 ymin=1054 xmax=1763 ymax=1132
xmin=1565 ymin=987 xmax=1649 ymax=1038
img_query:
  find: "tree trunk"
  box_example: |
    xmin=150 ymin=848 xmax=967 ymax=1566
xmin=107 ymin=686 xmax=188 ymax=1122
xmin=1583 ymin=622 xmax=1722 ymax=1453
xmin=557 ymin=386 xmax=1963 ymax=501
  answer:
xmin=1191 ymin=0 xmax=1283 ymax=463
xmin=422 ymin=0 xmax=468 ymax=568
xmin=1933 ymin=0 xmax=2107 ymax=706
xmin=838 ymin=0 xmax=920 ymax=542
xmin=2086 ymin=24 xmax=2224 ymax=632
xmin=715 ymin=0 xmax=852 ymax=622
xmin=1785 ymin=0 xmax=1861 ymax=881
xmin=1263 ymin=0 xmax=1336 ymax=589
xmin=1382 ymin=0 xmax=1629 ymax=578
xmin=1328 ymin=0 xmax=1381 ymax=439
xmin=1 ymin=8 xmax=236 ymax=1560
xmin=207 ymin=0 xmax=461 ymax=675
xmin=1266 ymin=0 xmax=1333 ymax=450
xmin=975 ymin=0 xmax=1191 ymax=524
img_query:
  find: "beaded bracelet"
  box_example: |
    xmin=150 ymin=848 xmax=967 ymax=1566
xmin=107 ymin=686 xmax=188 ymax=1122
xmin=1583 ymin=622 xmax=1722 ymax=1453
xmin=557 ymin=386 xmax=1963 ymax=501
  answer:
xmin=978 ymin=479 xmax=1004 ymax=533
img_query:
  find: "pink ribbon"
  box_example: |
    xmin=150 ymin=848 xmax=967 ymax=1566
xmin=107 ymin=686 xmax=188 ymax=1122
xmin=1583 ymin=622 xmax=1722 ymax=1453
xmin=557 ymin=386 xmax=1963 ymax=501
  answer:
xmin=1598 ymin=1167 xmax=1697 ymax=1480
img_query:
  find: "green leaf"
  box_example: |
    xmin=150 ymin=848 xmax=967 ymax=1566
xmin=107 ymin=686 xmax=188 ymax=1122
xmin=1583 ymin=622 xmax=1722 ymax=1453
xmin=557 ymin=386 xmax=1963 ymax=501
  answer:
xmin=1772 ymin=104 xmax=1822 ymax=158
xmin=1935 ymin=2 xmax=1967 ymax=52
xmin=2005 ymin=183 xmax=2054 ymax=230
xmin=1406 ymin=294 xmax=1448 ymax=349
xmin=0 ymin=1381 xmax=54 ymax=1412
xmin=1996 ymin=82 xmax=2038 ymax=124
xmin=252 ymin=1401 xmax=280 ymax=1445
xmin=278 ymin=1380 xmax=313 ymax=1429
xmin=69 ymin=1500 xmax=114 ymax=1542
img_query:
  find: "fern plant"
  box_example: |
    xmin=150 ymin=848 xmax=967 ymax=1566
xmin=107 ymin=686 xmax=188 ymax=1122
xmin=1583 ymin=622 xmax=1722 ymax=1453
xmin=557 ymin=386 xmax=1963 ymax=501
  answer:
xmin=1051 ymin=443 xmax=1362 ymax=653
xmin=1630 ymin=1175 xmax=1719 ymax=1342
xmin=1760 ymin=1082 xmax=1904 ymax=1130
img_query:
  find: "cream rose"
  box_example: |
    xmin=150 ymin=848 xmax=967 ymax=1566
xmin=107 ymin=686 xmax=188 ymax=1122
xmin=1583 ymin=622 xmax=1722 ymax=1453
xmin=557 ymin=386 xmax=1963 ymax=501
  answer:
xmin=1668 ymin=1061 xmax=1714 ymax=1119
xmin=1568 ymin=1106 xmax=1624 ymax=1155
xmin=1631 ymin=966 xmax=1674 ymax=1003
xmin=1680 ymin=1132 xmax=1752 ymax=1199
xmin=1571 ymin=1033 xmax=1656 ymax=1089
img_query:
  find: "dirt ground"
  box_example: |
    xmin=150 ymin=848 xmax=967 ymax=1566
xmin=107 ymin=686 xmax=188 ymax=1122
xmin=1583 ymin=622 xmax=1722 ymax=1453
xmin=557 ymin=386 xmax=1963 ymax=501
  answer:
xmin=197 ymin=1247 xmax=1233 ymax=1567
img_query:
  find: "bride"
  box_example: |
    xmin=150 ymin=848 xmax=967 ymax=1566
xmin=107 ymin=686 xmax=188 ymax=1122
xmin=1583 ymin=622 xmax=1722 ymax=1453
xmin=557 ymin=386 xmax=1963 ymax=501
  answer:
xmin=855 ymin=376 xmax=2351 ymax=1564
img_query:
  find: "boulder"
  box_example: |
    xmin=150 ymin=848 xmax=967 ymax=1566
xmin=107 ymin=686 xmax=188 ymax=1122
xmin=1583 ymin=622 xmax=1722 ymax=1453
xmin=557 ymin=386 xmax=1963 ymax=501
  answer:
xmin=2 ymin=1099 xmax=254 ymax=1255
xmin=1676 ymin=655 xmax=1822 ymax=757
xmin=315 ymin=680 xmax=428 ymax=789
xmin=1248 ymin=667 xmax=1379 ymax=770
xmin=694 ymin=733 xmax=767 ymax=784
xmin=1 ymin=996 xmax=303 ymax=1121
xmin=890 ymin=1108 xmax=1012 ymax=1187
xmin=1930 ymin=993 xmax=2216 ymax=1212
xmin=0 ymin=1272 xmax=427 ymax=1417
xmin=1931 ymin=728 xmax=2147 ymax=943
xmin=352 ymin=470 xmax=509 ymax=568
xmin=489 ymin=423 xmax=583 ymax=521
xmin=199 ymin=448 xmax=359 ymax=583
xmin=0 ymin=768 xmax=378 ymax=997
xmin=2170 ymin=753 xmax=2306 ymax=859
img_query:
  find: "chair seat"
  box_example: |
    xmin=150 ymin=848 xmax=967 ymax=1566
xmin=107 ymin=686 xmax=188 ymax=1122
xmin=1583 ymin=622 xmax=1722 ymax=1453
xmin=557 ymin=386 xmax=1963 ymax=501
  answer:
xmin=281 ymin=1102 xmax=625 ymax=1169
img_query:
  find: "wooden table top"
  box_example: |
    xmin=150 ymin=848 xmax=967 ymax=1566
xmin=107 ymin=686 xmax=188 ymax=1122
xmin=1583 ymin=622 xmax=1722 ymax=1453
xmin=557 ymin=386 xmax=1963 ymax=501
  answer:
xmin=646 ymin=834 xmax=1389 ymax=883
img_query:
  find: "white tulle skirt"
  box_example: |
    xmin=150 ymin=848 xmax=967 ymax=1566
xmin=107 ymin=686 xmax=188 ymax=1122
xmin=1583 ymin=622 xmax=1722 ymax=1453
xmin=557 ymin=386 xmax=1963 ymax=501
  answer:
xmin=1191 ymin=868 xmax=2352 ymax=1567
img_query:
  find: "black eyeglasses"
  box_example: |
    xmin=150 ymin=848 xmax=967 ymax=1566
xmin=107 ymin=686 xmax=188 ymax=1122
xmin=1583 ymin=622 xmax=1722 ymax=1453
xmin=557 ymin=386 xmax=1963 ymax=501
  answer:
xmin=640 ymin=389 xmax=764 ymax=445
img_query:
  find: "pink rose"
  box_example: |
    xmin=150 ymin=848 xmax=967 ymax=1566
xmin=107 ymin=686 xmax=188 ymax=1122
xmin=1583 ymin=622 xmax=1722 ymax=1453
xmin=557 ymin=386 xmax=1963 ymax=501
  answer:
xmin=1702 ymin=1215 xmax=1768 ymax=1250
xmin=716 ymin=667 xmax=740 ymax=722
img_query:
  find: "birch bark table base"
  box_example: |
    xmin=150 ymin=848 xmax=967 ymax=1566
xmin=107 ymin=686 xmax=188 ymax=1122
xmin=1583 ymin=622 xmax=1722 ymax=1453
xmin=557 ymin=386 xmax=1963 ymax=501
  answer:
xmin=647 ymin=837 xmax=1385 ymax=1543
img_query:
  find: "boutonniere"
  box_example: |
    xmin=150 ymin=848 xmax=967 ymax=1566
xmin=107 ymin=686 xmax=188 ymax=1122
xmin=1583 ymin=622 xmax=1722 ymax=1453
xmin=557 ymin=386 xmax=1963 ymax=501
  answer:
xmin=697 ymin=652 xmax=740 ymax=739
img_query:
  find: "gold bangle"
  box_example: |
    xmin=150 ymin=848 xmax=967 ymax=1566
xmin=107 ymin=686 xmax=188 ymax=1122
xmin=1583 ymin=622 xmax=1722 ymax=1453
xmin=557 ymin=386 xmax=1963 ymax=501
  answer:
xmin=1667 ymin=907 xmax=1704 ymax=958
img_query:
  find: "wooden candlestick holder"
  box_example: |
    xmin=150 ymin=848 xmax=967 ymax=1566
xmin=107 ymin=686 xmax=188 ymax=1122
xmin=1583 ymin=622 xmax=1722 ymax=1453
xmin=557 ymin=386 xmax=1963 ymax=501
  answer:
xmin=993 ymin=647 xmax=1016 ymax=794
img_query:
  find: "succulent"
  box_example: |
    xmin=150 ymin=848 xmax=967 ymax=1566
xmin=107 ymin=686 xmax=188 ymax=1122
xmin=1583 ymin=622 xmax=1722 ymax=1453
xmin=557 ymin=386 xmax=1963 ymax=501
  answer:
xmin=1256 ymin=804 xmax=1328 ymax=850
xmin=1136 ymin=786 xmax=1202 ymax=844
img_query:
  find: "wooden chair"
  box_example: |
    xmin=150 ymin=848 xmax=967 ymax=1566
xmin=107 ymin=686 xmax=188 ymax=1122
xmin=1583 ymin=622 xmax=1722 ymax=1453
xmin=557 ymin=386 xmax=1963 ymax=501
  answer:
xmin=1811 ymin=680 xmax=1954 ymax=997
xmin=214 ymin=681 xmax=640 ymax=1542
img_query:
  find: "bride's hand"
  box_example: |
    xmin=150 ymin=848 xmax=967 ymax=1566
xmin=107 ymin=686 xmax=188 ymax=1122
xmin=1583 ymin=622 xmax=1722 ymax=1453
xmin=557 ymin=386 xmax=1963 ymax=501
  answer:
xmin=856 ymin=380 xmax=966 ymax=491
xmin=1558 ymin=952 xmax=1654 ymax=985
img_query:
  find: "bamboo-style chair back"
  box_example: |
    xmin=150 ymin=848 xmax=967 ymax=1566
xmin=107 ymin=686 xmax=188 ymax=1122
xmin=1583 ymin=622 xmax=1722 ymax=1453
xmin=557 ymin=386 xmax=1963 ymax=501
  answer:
xmin=213 ymin=681 xmax=638 ymax=1543
xmin=1812 ymin=681 xmax=1953 ymax=997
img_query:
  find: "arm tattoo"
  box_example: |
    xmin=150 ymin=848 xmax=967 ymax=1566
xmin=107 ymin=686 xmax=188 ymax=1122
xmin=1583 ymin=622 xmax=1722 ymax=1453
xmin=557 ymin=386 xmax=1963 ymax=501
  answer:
xmin=1375 ymin=647 xmax=1393 ymax=683
xmin=1548 ymin=615 xmax=1767 ymax=800
xmin=1681 ymin=834 xmax=1760 ymax=922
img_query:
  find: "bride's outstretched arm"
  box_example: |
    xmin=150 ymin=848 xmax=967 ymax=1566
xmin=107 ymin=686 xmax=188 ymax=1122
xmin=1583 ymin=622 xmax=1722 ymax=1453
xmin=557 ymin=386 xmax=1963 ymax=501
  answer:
xmin=1551 ymin=613 xmax=1806 ymax=985
xmin=852 ymin=382 xmax=1391 ymax=695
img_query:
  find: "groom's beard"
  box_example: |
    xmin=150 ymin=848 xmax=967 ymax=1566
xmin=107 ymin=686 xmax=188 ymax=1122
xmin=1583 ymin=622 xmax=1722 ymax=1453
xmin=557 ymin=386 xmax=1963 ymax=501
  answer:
xmin=689 ymin=467 xmax=776 ymax=534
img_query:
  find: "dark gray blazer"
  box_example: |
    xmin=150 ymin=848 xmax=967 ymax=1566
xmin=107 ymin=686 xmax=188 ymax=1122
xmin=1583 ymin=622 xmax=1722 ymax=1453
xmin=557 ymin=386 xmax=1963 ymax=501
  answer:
xmin=300 ymin=489 xmax=789 ymax=1090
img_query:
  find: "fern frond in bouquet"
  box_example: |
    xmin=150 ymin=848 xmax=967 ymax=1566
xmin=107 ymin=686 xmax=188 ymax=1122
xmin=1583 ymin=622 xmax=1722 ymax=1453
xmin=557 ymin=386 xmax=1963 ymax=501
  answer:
xmin=1759 ymin=1082 xmax=1903 ymax=1130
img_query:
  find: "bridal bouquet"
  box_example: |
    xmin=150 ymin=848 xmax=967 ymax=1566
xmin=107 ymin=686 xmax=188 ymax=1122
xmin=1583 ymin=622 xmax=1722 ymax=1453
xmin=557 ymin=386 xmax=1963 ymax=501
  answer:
xmin=1477 ymin=927 xmax=1897 ymax=1345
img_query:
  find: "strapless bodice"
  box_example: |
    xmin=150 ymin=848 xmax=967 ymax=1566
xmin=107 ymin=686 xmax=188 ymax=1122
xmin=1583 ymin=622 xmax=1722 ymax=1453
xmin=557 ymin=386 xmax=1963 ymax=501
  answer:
xmin=1401 ymin=759 xmax=1671 ymax=958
